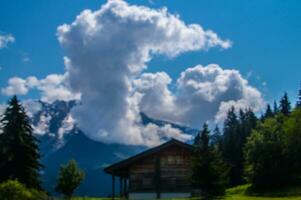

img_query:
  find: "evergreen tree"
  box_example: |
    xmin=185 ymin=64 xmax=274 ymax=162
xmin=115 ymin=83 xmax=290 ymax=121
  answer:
xmin=279 ymin=92 xmax=291 ymax=116
xmin=222 ymin=107 xmax=257 ymax=186
xmin=211 ymin=125 xmax=222 ymax=150
xmin=191 ymin=123 xmax=228 ymax=196
xmin=264 ymin=104 xmax=273 ymax=119
xmin=0 ymin=96 xmax=42 ymax=189
xmin=55 ymin=160 xmax=85 ymax=199
xmin=222 ymin=107 xmax=242 ymax=186
xmin=273 ymin=101 xmax=279 ymax=114
xmin=297 ymin=83 xmax=301 ymax=108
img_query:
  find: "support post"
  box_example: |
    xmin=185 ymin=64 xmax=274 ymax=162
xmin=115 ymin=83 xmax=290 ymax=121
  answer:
xmin=155 ymin=156 xmax=161 ymax=199
xmin=112 ymin=175 xmax=115 ymax=200
xmin=123 ymin=178 xmax=127 ymax=197
xmin=120 ymin=177 xmax=123 ymax=198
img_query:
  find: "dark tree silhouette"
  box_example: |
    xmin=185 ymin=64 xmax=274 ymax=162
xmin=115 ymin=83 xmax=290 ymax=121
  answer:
xmin=297 ymin=83 xmax=301 ymax=108
xmin=222 ymin=107 xmax=241 ymax=186
xmin=273 ymin=101 xmax=279 ymax=114
xmin=211 ymin=125 xmax=222 ymax=150
xmin=222 ymin=107 xmax=257 ymax=186
xmin=280 ymin=92 xmax=291 ymax=116
xmin=191 ymin=123 xmax=227 ymax=196
xmin=0 ymin=96 xmax=42 ymax=189
xmin=264 ymin=104 xmax=273 ymax=119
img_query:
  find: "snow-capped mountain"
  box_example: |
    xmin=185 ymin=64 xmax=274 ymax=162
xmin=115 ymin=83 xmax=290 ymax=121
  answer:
xmin=26 ymin=100 xmax=198 ymax=196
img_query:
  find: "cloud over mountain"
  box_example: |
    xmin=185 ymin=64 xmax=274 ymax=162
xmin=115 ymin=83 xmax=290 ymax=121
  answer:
xmin=1 ymin=0 xmax=264 ymax=146
xmin=136 ymin=64 xmax=264 ymax=128
xmin=55 ymin=0 xmax=232 ymax=146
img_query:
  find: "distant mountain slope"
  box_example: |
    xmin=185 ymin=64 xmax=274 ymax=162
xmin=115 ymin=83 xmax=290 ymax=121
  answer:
xmin=28 ymin=100 xmax=198 ymax=196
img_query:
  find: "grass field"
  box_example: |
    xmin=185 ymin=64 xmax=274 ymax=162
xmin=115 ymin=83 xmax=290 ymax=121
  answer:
xmin=224 ymin=184 xmax=301 ymax=200
xmin=68 ymin=184 xmax=301 ymax=200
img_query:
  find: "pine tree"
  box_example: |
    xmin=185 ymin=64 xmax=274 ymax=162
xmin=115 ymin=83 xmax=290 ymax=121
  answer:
xmin=264 ymin=104 xmax=274 ymax=119
xmin=273 ymin=101 xmax=279 ymax=115
xmin=297 ymin=83 xmax=301 ymax=108
xmin=222 ymin=107 xmax=257 ymax=186
xmin=0 ymin=96 xmax=42 ymax=189
xmin=280 ymin=92 xmax=291 ymax=116
xmin=222 ymin=107 xmax=242 ymax=186
xmin=191 ymin=123 xmax=227 ymax=196
xmin=211 ymin=125 xmax=222 ymax=150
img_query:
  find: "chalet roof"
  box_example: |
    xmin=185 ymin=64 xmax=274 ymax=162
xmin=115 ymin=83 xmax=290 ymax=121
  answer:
xmin=104 ymin=138 xmax=193 ymax=176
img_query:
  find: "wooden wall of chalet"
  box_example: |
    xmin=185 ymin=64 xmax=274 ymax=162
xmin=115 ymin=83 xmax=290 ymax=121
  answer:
xmin=129 ymin=145 xmax=192 ymax=193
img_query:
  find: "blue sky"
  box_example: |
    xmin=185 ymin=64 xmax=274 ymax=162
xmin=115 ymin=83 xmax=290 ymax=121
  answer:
xmin=0 ymin=0 xmax=300 ymax=104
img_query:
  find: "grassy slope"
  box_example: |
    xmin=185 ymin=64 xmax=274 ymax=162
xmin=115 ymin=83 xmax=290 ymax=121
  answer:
xmin=225 ymin=185 xmax=301 ymax=200
xmin=69 ymin=185 xmax=301 ymax=200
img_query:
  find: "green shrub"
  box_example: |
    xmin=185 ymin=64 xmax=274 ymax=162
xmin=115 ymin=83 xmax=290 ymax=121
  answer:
xmin=0 ymin=180 xmax=47 ymax=200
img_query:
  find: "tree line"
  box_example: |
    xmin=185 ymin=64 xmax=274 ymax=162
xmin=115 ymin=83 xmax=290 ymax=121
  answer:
xmin=191 ymin=84 xmax=301 ymax=197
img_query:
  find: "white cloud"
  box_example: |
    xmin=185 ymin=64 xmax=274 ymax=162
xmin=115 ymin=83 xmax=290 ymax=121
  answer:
xmin=22 ymin=54 xmax=31 ymax=63
xmin=1 ymin=74 xmax=81 ymax=103
xmin=0 ymin=33 xmax=15 ymax=49
xmin=32 ymin=113 xmax=51 ymax=135
xmin=134 ymin=72 xmax=179 ymax=122
xmin=0 ymin=104 xmax=6 ymax=134
xmin=36 ymin=74 xmax=81 ymax=103
xmin=136 ymin=64 xmax=265 ymax=127
xmin=1 ymin=77 xmax=29 ymax=95
xmin=57 ymin=114 xmax=76 ymax=139
xmin=23 ymin=100 xmax=42 ymax=118
xmin=56 ymin=0 xmax=230 ymax=146
xmin=0 ymin=104 xmax=6 ymax=116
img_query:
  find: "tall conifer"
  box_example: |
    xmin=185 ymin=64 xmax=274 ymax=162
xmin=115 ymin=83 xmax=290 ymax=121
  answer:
xmin=0 ymin=96 xmax=42 ymax=189
xmin=191 ymin=123 xmax=227 ymax=196
xmin=297 ymin=83 xmax=301 ymax=108
xmin=280 ymin=92 xmax=291 ymax=116
xmin=273 ymin=101 xmax=279 ymax=114
xmin=264 ymin=104 xmax=274 ymax=119
xmin=222 ymin=107 xmax=257 ymax=186
xmin=211 ymin=125 xmax=222 ymax=150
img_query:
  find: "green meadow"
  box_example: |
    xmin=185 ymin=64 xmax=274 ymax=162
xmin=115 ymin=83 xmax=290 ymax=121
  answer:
xmin=67 ymin=184 xmax=301 ymax=200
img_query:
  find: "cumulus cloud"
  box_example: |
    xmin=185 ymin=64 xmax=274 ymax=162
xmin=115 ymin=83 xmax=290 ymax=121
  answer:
xmin=137 ymin=64 xmax=265 ymax=127
xmin=1 ymin=74 xmax=80 ymax=103
xmin=56 ymin=0 xmax=231 ymax=146
xmin=0 ymin=33 xmax=15 ymax=49
xmin=1 ymin=77 xmax=29 ymax=95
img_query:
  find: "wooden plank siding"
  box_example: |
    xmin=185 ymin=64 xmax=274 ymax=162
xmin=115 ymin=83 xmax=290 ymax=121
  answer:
xmin=129 ymin=145 xmax=192 ymax=193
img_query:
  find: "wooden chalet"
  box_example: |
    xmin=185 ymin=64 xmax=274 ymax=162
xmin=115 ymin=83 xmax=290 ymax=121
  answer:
xmin=104 ymin=139 xmax=194 ymax=200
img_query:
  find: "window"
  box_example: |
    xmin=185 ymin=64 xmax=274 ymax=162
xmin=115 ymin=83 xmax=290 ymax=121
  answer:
xmin=166 ymin=155 xmax=184 ymax=165
xmin=175 ymin=155 xmax=184 ymax=164
xmin=167 ymin=155 xmax=175 ymax=164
